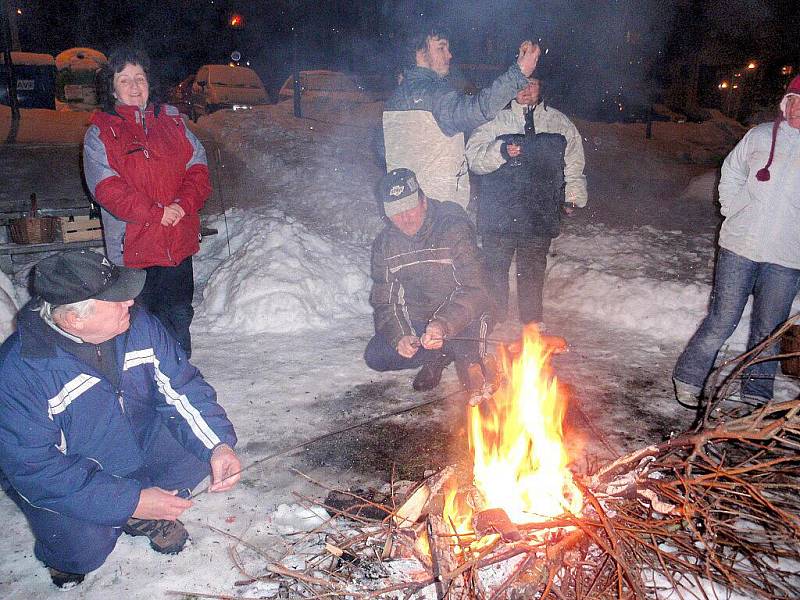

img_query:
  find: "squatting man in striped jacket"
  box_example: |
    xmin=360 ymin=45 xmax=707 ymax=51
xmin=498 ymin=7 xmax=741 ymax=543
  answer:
xmin=0 ymin=250 xmax=241 ymax=589
xmin=365 ymin=168 xmax=496 ymax=403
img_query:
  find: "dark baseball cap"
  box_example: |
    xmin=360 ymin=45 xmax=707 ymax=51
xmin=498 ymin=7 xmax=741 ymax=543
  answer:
xmin=33 ymin=250 xmax=146 ymax=305
xmin=379 ymin=168 xmax=422 ymax=217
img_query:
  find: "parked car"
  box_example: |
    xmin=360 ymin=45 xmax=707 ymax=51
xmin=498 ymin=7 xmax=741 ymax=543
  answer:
xmin=54 ymin=47 xmax=106 ymax=111
xmin=190 ymin=64 xmax=268 ymax=120
xmin=167 ymin=74 xmax=195 ymax=117
xmin=278 ymin=70 xmax=374 ymax=104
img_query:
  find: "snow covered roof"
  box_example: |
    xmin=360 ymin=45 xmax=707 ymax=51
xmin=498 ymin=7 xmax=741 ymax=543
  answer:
xmin=55 ymin=48 xmax=107 ymax=71
xmin=205 ymin=65 xmax=264 ymax=89
xmin=0 ymin=52 xmax=55 ymax=67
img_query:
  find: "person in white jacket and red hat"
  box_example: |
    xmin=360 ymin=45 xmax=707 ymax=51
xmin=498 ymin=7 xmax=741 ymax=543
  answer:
xmin=673 ymin=76 xmax=800 ymax=409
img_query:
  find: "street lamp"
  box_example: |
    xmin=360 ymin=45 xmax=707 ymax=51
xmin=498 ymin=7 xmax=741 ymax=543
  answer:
xmin=228 ymin=12 xmax=244 ymax=29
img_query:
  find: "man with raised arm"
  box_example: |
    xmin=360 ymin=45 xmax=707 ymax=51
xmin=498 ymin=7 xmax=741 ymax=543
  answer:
xmin=383 ymin=25 xmax=540 ymax=210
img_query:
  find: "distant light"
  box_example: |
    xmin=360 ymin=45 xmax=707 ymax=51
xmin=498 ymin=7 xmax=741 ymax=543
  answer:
xmin=16 ymin=8 xmax=22 ymax=14
xmin=719 ymin=81 xmax=729 ymax=89
xmin=747 ymin=62 xmax=756 ymax=70
xmin=734 ymin=72 xmax=741 ymax=77
xmin=229 ymin=13 xmax=245 ymax=28
xmin=732 ymin=84 xmax=739 ymax=89
xmin=782 ymin=65 xmax=793 ymax=75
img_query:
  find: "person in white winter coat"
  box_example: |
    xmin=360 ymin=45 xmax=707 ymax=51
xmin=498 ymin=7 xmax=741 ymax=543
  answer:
xmin=673 ymin=75 xmax=800 ymax=408
xmin=465 ymin=77 xmax=587 ymax=326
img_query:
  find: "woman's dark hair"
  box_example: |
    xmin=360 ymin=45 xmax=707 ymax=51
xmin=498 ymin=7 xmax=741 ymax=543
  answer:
xmin=98 ymin=46 xmax=161 ymax=113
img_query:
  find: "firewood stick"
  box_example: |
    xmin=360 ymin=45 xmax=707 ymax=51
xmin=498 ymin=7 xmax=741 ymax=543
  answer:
xmin=426 ymin=517 xmax=447 ymax=600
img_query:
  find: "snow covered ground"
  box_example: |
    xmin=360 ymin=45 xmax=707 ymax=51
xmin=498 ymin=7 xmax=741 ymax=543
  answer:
xmin=0 ymin=101 xmax=796 ymax=598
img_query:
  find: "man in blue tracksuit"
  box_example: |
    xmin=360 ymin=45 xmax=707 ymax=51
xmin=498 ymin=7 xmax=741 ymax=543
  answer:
xmin=0 ymin=250 xmax=241 ymax=588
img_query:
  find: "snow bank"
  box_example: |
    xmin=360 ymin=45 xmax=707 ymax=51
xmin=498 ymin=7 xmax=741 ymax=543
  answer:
xmin=198 ymin=102 xmax=385 ymax=243
xmin=196 ymin=210 xmax=370 ymax=334
xmin=576 ymin=114 xmax=744 ymax=165
xmin=0 ymin=105 xmax=90 ymax=144
xmin=679 ymin=169 xmax=718 ymax=201
xmin=548 ymin=223 xmax=800 ymax=344
xmin=545 ymin=225 xmax=713 ymax=341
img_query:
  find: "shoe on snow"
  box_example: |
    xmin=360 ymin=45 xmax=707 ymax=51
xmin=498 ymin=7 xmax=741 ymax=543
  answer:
xmin=48 ymin=567 xmax=85 ymax=589
xmin=123 ymin=517 xmax=189 ymax=554
xmin=673 ymin=378 xmax=701 ymax=409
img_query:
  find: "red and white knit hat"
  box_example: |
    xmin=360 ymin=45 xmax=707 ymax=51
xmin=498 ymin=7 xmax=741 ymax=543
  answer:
xmin=780 ymin=75 xmax=800 ymax=116
xmin=757 ymin=75 xmax=800 ymax=181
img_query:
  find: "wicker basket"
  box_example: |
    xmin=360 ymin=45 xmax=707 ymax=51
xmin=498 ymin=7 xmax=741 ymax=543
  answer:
xmin=9 ymin=217 xmax=59 ymax=244
xmin=780 ymin=325 xmax=800 ymax=377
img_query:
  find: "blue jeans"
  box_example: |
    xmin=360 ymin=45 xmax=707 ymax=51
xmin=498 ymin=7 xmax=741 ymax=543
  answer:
xmin=674 ymin=248 xmax=800 ymax=400
xmin=7 ymin=422 xmax=209 ymax=574
xmin=364 ymin=317 xmax=490 ymax=373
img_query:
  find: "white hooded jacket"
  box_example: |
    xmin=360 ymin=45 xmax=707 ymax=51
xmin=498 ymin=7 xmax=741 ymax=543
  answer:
xmin=718 ymin=119 xmax=800 ymax=269
xmin=465 ymin=100 xmax=588 ymax=207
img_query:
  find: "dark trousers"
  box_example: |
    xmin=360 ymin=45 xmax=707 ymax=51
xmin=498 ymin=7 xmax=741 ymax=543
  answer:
xmin=6 ymin=422 xmax=209 ymax=575
xmin=482 ymin=235 xmax=551 ymax=324
xmin=364 ymin=317 xmax=490 ymax=373
xmin=137 ymin=256 xmax=195 ymax=357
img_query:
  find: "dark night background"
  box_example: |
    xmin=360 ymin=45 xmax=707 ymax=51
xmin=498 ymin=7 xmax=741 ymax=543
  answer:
xmin=6 ymin=0 xmax=800 ymax=121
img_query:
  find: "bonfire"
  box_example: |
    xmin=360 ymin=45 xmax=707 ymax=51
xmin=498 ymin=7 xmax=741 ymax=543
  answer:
xmin=171 ymin=321 xmax=800 ymax=600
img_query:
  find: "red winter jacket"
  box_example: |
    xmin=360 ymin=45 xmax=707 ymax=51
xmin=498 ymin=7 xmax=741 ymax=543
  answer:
xmin=83 ymin=103 xmax=211 ymax=268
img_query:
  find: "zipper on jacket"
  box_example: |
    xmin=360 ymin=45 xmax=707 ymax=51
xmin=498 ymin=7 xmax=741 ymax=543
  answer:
xmin=95 ymin=344 xmax=126 ymax=413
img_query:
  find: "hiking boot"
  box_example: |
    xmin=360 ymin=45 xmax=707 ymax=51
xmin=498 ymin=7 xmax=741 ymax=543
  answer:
xmin=412 ymin=352 xmax=452 ymax=392
xmin=48 ymin=567 xmax=85 ymax=589
xmin=673 ymin=378 xmax=701 ymax=409
xmin=412 ymin=362 xmax=446 ymax=391
xmin=123 ymin=518 xmax=189 ymax=555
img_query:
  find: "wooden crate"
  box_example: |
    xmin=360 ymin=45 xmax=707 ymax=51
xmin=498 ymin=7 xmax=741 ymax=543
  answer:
xmin=57 ymin=216 xmax=103 ymax=242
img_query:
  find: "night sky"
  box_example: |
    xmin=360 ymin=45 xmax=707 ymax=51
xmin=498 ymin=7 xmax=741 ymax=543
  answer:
xmin=5 ymin=0 xmax=800 ymax=116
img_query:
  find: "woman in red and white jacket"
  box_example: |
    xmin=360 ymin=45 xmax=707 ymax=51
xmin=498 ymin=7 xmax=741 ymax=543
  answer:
xmin=84 ymin=47 xmax=211 ymax=357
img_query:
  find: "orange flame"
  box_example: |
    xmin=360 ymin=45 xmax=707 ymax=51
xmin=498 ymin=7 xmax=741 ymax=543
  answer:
xmin=444 ymin=324 xmax=582 ymax=538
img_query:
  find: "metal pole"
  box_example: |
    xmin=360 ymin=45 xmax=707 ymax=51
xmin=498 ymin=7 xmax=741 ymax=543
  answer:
xmin=0 ymin=0 xmax=20 ymax=126
xmin=4 ymin=0 xmax=18 ymax=50
xmin=292 ymin=26 xmax=302 ymax=118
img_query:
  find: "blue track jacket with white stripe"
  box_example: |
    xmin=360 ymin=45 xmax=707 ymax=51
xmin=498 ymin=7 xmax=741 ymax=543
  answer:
xmin=0 ymin=303 xmax=237 ymax=527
